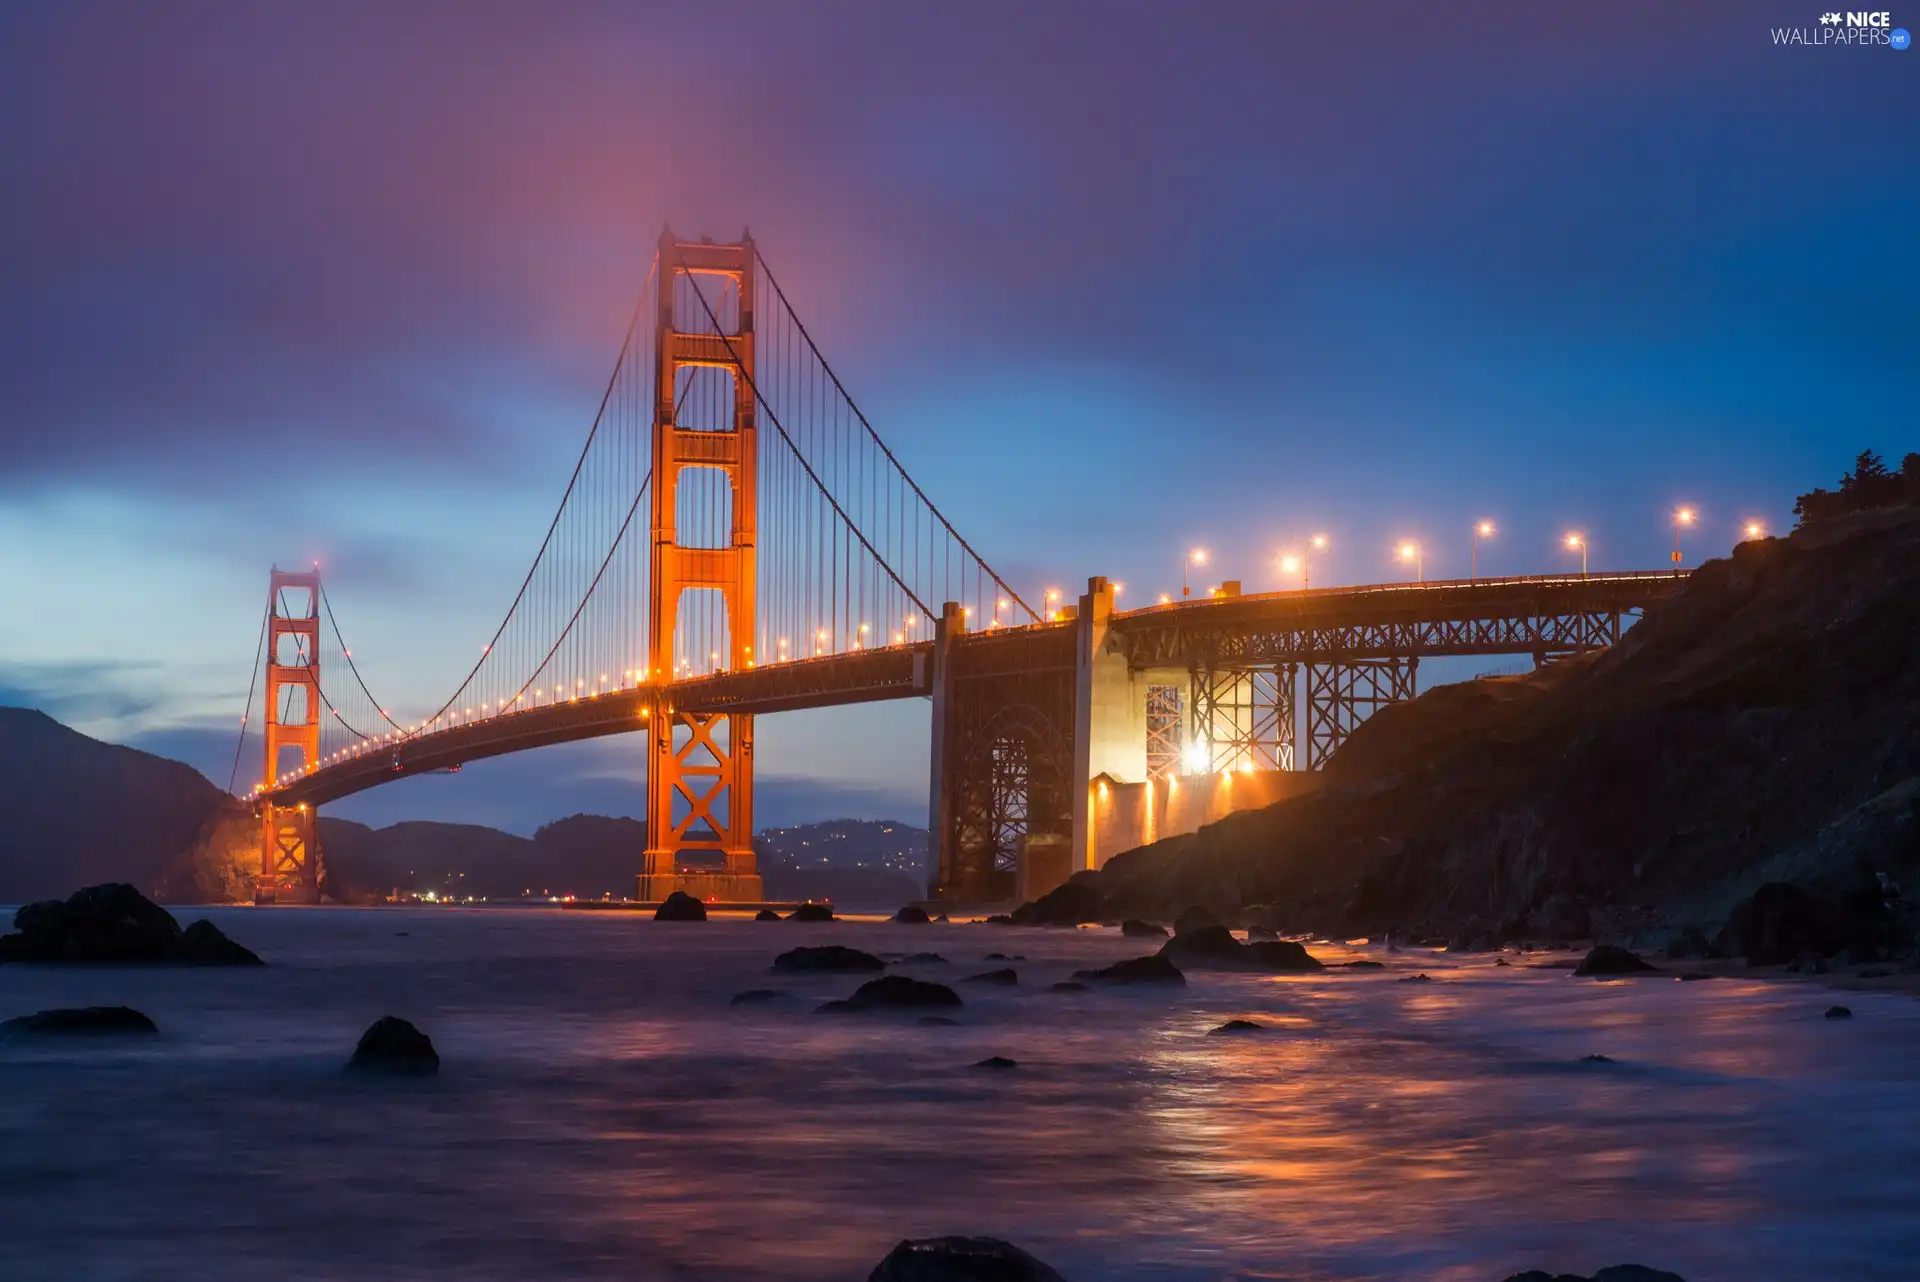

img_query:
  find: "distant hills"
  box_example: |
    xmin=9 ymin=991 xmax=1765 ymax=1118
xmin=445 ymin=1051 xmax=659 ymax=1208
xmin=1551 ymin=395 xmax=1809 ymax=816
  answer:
xmin=0 ymin=707 xmax=926 ymax=906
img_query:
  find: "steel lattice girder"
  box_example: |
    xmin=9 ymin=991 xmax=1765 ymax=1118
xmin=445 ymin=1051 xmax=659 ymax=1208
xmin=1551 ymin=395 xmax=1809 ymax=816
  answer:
xmin=1191 ymin=665 xmax=1296 ymax=771
xmin=1124 ymin=610 xmax=1628 ymax=669
xmin=1303 ymin=657 xmax=1418 ymax=769
xmin=1145 ymin=684 xmax=1183 ymax=779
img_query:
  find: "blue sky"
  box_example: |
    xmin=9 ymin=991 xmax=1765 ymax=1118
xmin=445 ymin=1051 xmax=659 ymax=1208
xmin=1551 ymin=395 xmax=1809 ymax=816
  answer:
xmin=1 ymin=1 xmax=1913 ymax=833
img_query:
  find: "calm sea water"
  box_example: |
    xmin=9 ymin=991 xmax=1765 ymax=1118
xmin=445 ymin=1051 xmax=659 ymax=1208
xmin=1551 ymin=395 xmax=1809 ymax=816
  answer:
xmin=0 ymin=908 xmax=1913 ymax=1281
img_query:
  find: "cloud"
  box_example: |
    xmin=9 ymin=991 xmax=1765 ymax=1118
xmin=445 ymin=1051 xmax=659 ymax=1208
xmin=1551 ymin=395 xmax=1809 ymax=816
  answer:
xmin=0 ymin=660 xmax=165 ymax=728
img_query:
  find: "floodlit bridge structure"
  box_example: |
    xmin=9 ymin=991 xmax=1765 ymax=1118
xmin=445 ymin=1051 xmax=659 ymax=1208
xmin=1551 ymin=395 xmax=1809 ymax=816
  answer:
xmin=241 ymin=230 xmax=1688 ymax=904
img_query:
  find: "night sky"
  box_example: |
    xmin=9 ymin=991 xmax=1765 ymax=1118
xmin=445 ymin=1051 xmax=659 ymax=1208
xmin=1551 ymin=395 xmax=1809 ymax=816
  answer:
xmin=2 ymin=2 xmax=1912 ymax=833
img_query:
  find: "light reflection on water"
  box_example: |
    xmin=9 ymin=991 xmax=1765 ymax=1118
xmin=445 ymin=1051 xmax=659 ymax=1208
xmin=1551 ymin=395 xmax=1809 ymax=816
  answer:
xmin=0 ymin=908 xmax=1914 ymax=1281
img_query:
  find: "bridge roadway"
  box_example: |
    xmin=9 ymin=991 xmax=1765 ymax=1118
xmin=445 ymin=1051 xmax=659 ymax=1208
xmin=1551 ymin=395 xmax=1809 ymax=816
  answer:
xmin=262 ymin=569 xmax=1686 ymax=811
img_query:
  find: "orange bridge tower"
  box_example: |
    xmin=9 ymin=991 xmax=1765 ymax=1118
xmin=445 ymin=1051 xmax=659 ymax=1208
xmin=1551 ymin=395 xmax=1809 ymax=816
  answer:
xmin=259 ymin=567 xmax=321 ymax=903
xmin=641 ymin=229 xmax=762 ymax=902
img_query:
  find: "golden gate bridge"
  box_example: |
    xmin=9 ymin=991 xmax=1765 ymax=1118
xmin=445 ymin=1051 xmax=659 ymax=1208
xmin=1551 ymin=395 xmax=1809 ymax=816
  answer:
xmin=234 ymin=229 xmax=1687 ymax=905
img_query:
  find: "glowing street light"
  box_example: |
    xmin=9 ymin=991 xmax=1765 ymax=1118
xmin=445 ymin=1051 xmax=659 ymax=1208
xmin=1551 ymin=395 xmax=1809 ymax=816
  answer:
xmin=1398 ymin=541 xmax=1423 ymax=583
xmin=1743 ymin=519 xmax=1766 ymax=540
xmin=1183 ymin=548 xmax=1208 ymax=599
xmin=1472 ymin=520 xmax=1495 ymax=582
xmin=1672 ymin=506 xmax=1695 ymax=567
xmin=1565 ymin=532 xmax=1588 ymax=578
xmin=1302 ymin=533 xmax=1329 ymax=591
xmin=1181 ymin=737 xmax=1210 ymax=776
xmin=1279 ymin=553 xmax=1302 ymax=589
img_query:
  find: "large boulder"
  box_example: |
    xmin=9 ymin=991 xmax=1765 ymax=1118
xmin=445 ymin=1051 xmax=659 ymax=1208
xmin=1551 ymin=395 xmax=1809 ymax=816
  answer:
xmin=962 ymin=968 xmax=1018 ymax=986
xmin=1573 ymin=945 xmax=1660 ymax=977
xmin=867 ymin=1235 xmax=1065 ymax=1282
xmin=1160 ymin=924 xmax=1324 ymax=972
xmin=0 ymin=884 xmax=261 ymax=965
xmin=1120 ymin=919 xmax=1168 ymax=938
xmin=788 ymin=902 xmax=836 ymax=923
xmin=754 ymin=909 xmax=782 ymax=921
xmin=820 ymin=975 xmax=963 ymax=1013
xmin=346 ymin=1016 xmax=439 ymax=1076
xmin=773 ymin=945 xmax=885 ymax=974
xmin=1726 ymin=882 xmax=1858 ymax=965
xmin=894 ymin=905 xmax=932 ymax=924
xmin=1172 ymin=906 xmax=1221 ymax=937
xmin=1 ymin=1005 xmax=158 ymax=1036
xmin=1009 ymin=875 xmax=1102 ymax=926
xmin=654 ymin=891 xmax=707 ymax=922
xmin=1073 ymin=954 xmax=1186 ymax=986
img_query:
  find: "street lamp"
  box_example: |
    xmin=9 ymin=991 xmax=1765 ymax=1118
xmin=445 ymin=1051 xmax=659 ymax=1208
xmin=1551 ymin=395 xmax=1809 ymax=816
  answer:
xmin=1672 ymin=507 xmax=1695 ymax=567
xmin=1398 ymin=541 xmax=1422 ymax=583
xmin=1305 ymin=533 xmax=1328 ymax=591
xmin=1045 ymin=587 xmax=1061 ymax=621
xmin=1565 ymin=532 xmax=1588 ymax=578
xmin=1183 ymin=548 xmax=1208 ymax=599
xmin=1279 ymin=553 xmax=1302 ymax=589
xmin=1742 ymin=520 xmax=1765 ymax=540
xmin=1472 ymin=521 xmax=1495 ymax=582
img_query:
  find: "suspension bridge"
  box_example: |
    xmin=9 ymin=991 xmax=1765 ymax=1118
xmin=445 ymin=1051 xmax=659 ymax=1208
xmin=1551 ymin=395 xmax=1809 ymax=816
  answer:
xmin=236 ymin=229 xmax=1688 ymax=905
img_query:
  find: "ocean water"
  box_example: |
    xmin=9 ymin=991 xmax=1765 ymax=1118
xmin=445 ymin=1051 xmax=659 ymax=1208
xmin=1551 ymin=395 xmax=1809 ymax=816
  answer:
xmin=0 ymin=908 xmax=1914 ymax=1282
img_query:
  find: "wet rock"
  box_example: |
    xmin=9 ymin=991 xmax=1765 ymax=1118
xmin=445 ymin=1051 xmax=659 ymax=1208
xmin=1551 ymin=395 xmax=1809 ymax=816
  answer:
xmin=894 ymin=905 xmax=931 ymax=924
xmin=867 ymin=1235 xmax=1065 ymax=1282
xmin=1 ymin=1005 xmax=158 ymax=1036
xmin=824 ymin=975 xmax=963 ymax=1012
xmin=973 ymin=1055 xmax=1018 ymax=1069
xmin=896 ymin=952 xmax=948 ymax=965
xmin=1494 ymin=957 xmax=1510 ymax=966
xmin=1009 ymin=876 xmax=1102 ymax=926
xmin=1073 ymin=954 xmax=1186 ymax=986
xmin=1580 ymin=1054 xmax=1615 ymax=1063
xmin=773 ymin=945 xmax=885 ymax=974
xmin=1676 ymin=972 xmax=1715 ymax=981
xmin=1160 ymin=924 xmax=1324 ymax=972
xmin=1573 ymin=945 xmax=1659 ymax=977
xmin=1825 ymin=1004 xmax=1853 ymax=1019
xmin=653 ymin=891 xmax=707 ymax=922
xmin=1049 ymin=981 xmax=1087 ymax=992
xmin=346 ymin=1016 xmax=439 ymax=1076
xmin=934 ymin=913 xmax=951 ymax=923
xmin=1342 ymin=959 xmax=1385 ymax=969
xmin=1120 ymin=919 xmax=1168 ymax=939
xmin=0 ymin=884 xmax=261 ymax=966
xmin=730 ymin=989 xmax=802 ymax=1007
xmin=171 ymin=919 xmax=265 ymax=965
xmin=1244 ymin=924 xmax=1278 ymax=941
xmin=963 ymin=968 xmax=1018 ymax=986
xmin=754 ymin=909 xmax=782 ymax=921
xmin=788 ymin=902 xmax=836 ymax=923
xmin=984 ymin=914 xmax=1014 ymax=925
xmin=1399 ymin=973 xmax=1433 ymax=982
xmin=1208 ymin=1019 xmax=1263 ymax=1035
xmin=1172 ymin=905 xmax=1221 ymax=937
xmin=985 ymin=952 xmax=1010 ymax=960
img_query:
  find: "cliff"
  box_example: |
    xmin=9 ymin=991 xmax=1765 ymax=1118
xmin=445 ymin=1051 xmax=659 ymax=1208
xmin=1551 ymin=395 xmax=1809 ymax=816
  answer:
xmin=1078 ymin=504 xmax=1920 ymax=945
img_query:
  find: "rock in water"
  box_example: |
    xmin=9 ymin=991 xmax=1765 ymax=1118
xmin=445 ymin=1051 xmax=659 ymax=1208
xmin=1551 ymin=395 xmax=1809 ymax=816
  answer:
xmin=1073 ymin=954 xmax=1186 ymax=986
xmin=894 ymin=905 xmax=932 ymax=924
xmin=1208 ymin=1019 xmax=1263 ymax=1035
xmin=1573 ymin=945 xmax=1660 ymax=976
xmin=788 ymin=902 xmax=835 ymax=923
xmin=896 ymin=952 xmax=948 ymax=965
xmin=867 ymin=1235 xmax=1065 ymax=1282
xmin=1726 ymin=882 xmax=1855 ymax=966
xmin=1120 ymin=919 xmax=1168 ymax=938
xmin=1826 ymin=1004 xmax=1853 ymax=1019
xmin=773 ymin=945 xmax=885 ymax=973
xmin=1172 ymin=905 xmax=1221 ymax=937
xmin=346 ymin=1016 xmax=439 ymax=1076
xmin=0 ymin=885 xmax=264 ymax=966
xmin=973 ymin=1055 xmax=1017 ymax=1069
xmin=1 ymin=1005 xmax=158 ymax=1036
xmin=1159 ymin=924 xmax=1324 ymax=972
xmin=1244 ymin=924 xmax=1278 ymax=941
xmin=825 ymin=975 xmax=962 ymax=1011
xmin=172 ymin=919 xmax=265 ymax=965
xmin=754 ymin=909 xmax=782 ymax=921
xmin=1009 ymin=876 xmax=1102 ymax=925
xmin=962 ymin=968 xmax=1018 ymax=986
xmin=654 ymin=891 xmax=707 ymax=922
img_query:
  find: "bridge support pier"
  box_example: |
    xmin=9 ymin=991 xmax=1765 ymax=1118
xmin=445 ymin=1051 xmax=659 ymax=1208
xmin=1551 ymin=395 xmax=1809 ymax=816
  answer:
xmin=256 ymin=568 xmax=323 ymax=904
xmin=258 ymin=802 xmax=320 ymax=904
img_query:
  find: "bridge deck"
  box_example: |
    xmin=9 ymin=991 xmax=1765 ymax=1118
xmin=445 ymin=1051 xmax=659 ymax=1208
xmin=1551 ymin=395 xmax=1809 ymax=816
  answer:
xmin=261 ymin=570 xmax=1685 ymax=809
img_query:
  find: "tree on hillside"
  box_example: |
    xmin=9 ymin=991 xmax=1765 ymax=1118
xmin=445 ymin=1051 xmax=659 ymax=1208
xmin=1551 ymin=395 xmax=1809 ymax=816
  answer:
xmin=1793 ymin=450 xmax=1920 ymax=527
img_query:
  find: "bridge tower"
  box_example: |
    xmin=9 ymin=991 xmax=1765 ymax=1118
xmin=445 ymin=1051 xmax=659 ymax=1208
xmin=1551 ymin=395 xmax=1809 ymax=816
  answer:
xmin=641 ymin=229 xmax=762 ymax=902
xmin=258 ymin=567 xmax=322 ymax=904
